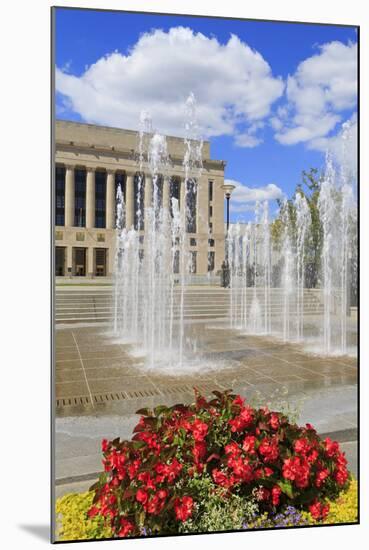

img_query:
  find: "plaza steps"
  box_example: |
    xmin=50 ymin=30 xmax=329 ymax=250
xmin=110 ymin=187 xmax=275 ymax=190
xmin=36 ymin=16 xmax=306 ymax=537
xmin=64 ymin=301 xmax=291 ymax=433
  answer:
xmin=55 ymin=287 xmax=325 ymax=325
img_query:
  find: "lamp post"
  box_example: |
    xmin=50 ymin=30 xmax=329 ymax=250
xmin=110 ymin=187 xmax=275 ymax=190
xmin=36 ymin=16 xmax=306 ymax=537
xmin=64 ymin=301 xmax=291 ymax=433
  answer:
xmin=220 ymin=183 xmax=236 ymax=287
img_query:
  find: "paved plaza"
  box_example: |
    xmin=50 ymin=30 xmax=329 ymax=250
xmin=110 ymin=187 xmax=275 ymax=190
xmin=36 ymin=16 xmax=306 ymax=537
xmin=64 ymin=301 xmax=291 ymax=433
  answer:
xmin=54 ymin=321 xmax=358 ymax=496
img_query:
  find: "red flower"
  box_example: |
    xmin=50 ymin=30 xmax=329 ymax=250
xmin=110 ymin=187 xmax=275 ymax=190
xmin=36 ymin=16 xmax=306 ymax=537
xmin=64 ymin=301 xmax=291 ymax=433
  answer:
xmin=334 ymin=466 xmax=348 ymax=486
xmin=174 ymin=496 xmax=194 ymax=522
xmin=309 ymin=500 xmax=330 ymax=520
xmin=258 ymin=437 xmax=279 ymax=462
xmin=240 ymin=406 xmax=254 ymax=426
xmin=282 ymin=456 xmax=310 ymax=488
xmin=294 ymin=438 xmax=311 ymax=456
xmin=272 ymin=485 xmax=282 ymax=506
xmin=315 ymin=468 xmax=329 ymax=488
xmin=324 ymin=437 xmax=339 ymax=458
xmin=269 ymin=413 xmax=280 ymax=430
xmin=136 ymin=488 xmax=148 ymax=505
xmin=225 ymin=441 xmax=242 ymax=456
xmin=233 ymin=395 xmax=245 ymax=407
xmin=147 ymin=494 xmax=165 ymax=515
xmin=102 ymin=439 xmax=109 ymax=453
xmin=128 ymin=459 xmax=141 ymax=480
xmin=307 ymin=449 xmax=319 ymax=464
xmin=118 ymin=518 xmax=134 ymax=537
xmin=191 ymin=419 xmax=208 ymax=442
xmin=87 ymin=506 xmax=99 ymax=518
xmin=193 ymin=441 xmax=207 ymax=463
xmin=242 ymin=435 xmax=256 ymax=454
xmin=212 ymin=468 xmax=229 ymax=487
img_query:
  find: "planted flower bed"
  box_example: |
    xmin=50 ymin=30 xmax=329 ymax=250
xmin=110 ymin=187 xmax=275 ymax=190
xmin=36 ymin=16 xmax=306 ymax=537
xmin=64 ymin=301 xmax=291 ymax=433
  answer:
xmin=56 ymin=389 xmax=357 ymax=541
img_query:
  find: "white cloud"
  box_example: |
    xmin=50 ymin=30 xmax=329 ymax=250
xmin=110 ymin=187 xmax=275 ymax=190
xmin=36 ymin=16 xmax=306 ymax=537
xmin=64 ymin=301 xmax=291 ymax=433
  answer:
xmin=274 ymin=41 xmax=357 ymax=147
xmin=56 ymin=27 xmax=283 ymax=144
xmin=225 ymin=178 xmax=284 ymax=214
xmin=309 ymin=114 xmax=357 ymax=178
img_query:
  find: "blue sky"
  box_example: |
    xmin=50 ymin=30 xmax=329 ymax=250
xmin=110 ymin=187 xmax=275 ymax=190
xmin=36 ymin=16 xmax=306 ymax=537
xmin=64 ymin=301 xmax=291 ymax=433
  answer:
xmin=54 ymin=8 xmax=357 ymax=222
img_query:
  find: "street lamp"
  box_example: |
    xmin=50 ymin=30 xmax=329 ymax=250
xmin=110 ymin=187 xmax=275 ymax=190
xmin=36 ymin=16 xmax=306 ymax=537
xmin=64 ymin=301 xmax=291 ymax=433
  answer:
xmin=220 ymin=183 xmax=236 ymax=287
xmin=221 ymin=183 xmax=236 ymax=233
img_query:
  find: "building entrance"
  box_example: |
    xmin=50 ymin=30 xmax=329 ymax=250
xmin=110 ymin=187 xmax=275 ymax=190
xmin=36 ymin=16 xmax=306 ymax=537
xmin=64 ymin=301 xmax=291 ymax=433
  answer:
xmin=55 ymin=247 xmax=65 ymax=276
xmin=73 ymin=247 xmax=86 ymax=276
xmin=95 ymin=248 xmax=107 ymax=276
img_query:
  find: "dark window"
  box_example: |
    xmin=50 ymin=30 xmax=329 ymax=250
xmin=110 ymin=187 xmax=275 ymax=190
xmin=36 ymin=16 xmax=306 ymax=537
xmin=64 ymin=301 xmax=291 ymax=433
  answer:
xmin=74 ymin=168 xmax=86 ymax=227
xmin=169 ymin=177 xmax=181 ymax=217
xmin=153 ymin=175 xmax=163 ymax=211
xmin=209 ymin=205 xmax=213 ymax=218
xmin=55 ymin=247 xmax=65 ymax=276
xmin=115 ymin=173 xmax=126 ymax=225
xmin=95 ymin=248 xmax=107 ymax=276
xmin=190 ymin=251 xmax=197 ymax=274
xmin=73 ymin=247 xmax=86 ymax=276
xmin=209 ymin=222 xmax=213 ymax=234
xmin=134 ymin=173 xmax=145 ymax=230
xmin=209 ymin=180 xmax=213 ymax=202
xmin=173 ymin=250 xmax=180 ymax=274
xmin=208 ymin=239 xmax=215 ymax=247
xmin=208 ymin=251 xmax=215 ymax=272
xmin=190 ymin=238 xmax=197 ymax=246
xmin=95 ymin=171 xmax=106 ymax=228
xmin=186 ymin=178 xmax=197 ymax=233
xmin=55 ymin=166 xmax=65 ymax=226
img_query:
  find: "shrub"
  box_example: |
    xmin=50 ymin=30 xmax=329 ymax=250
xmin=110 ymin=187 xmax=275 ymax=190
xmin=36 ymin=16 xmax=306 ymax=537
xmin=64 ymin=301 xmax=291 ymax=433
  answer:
xmin=55 ymin=492 xmax=112 ymax=541
xmin=178 ymin=474 xmax=258 ymax=533
xmin=88 ymin=389 xmax=351 ymax=538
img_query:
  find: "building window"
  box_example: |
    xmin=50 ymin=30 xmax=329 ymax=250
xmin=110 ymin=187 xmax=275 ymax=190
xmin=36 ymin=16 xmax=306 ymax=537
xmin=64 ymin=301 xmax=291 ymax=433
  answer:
xmin=139 ymin=236 xmax=144 ymax=244
xmin=95 ymin=170 xmax=106 ymax=228
xmin=209 ymin=222 xmax=213 ymax=233
xmin=97 ymin=233 xmax=105 ymax=242
xmin=190 ymin=251 xmax=197 ymax=274
xmin=170 ymin=177 xmax=181 ymax=217
xmin=55 ymin=231 xmax=63 ymax=241
xmin=95 ymin=248 xmax=107 ymax=276
xmin=76 ymin=232 xmax=85 ymax=241
xmin=134 ymin=173 xmax=145 ymax=230
xmin=209 ymin=205 xmax=213 ymax=218
xmin=55 ymin=166 xmax=65 ymax=226
xmin=209 ymin=180 xmax=213 ymax=202
xmin=115 ymin=172 xmax=126 ymax=224
xmin=208 ymin=251 xmax=215 ymax=272
xmin=186 ymin=178 xmax=197 ymax=233
xmin=74 ymin=168 xmax=86 ymax=227
xmin=73 ymin=247 xmax=86 ymax=276
xmin=208 ymin=238 xmax=215 ymax=247
xmin=173 ymin=250 xmax=180 ymax=274
xmin=55 ymin=247 xmax=65 ymax=276
xmin=190 ymin=238 xmax=197 ymax=246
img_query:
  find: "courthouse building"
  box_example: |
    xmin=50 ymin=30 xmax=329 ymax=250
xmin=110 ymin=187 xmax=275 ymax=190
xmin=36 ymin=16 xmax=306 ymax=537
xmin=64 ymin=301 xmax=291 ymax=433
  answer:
xmin=54 ymin=120 xmax=226 ymax=278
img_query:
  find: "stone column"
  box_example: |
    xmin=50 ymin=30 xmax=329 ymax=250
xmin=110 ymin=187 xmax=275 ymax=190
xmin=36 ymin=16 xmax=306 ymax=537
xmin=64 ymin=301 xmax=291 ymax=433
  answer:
xmin=86 ymin=167 xmax=95 ymax=229
xmin=197 ymin=175 xmax=209 ymax=275
xmin=66 ymin=246 xmax=73 ymax=277
xmin=64 ymin=164 xmax=75 ymax=227
xmin=125 ymin=172 xmax=135 ymax=229
xmin=144 ymin=174 xmax=152 ymax=228
xmin=87 ymin=247 xmax=94 ymax=278
xmin=163 ymin=177 xmax=170 ymax=211
xmin=106 ymin=169 xmax=115 ymax=229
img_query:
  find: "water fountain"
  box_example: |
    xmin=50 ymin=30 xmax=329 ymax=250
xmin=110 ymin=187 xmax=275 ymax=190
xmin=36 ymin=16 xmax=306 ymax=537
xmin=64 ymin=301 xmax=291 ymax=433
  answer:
xmin=113 ymin=93 xmax=203 ymax=369
xmin=226 ymin=120 xmax=357 ymax=356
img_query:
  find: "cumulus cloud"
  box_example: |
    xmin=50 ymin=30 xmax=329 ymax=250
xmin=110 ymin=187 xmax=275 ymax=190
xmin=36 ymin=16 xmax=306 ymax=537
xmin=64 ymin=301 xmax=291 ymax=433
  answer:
xmin=274 ymin=41 xmax=357 ymax=147
xmin=225 ymin=178 xmax=284 ymax=214
xmin=56 ymin=26 xmax=283 ymax=145
xmin=309 ymin=114 xmax=357 ymax=178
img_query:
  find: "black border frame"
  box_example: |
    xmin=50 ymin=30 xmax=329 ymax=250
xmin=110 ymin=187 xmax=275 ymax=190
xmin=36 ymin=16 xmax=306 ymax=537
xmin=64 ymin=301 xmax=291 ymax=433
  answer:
xmin=50 ymin=5 xmax=360 ymax=544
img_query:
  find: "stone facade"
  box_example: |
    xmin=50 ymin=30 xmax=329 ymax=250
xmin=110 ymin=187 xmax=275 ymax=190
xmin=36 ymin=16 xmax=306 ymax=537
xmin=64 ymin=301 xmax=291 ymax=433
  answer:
xmin=54 ymin=120 xmax=226 ymax=277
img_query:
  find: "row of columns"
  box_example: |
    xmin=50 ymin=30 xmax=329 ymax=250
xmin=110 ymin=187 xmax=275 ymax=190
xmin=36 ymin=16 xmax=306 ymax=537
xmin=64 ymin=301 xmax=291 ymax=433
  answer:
xmin=63 ymin=165 xmax=187 ymax=230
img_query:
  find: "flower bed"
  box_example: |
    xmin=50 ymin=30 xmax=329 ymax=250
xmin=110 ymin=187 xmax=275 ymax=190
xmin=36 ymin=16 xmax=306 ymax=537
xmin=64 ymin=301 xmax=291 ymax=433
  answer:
xmin=55 ymin=389 xmax=357 ymax=541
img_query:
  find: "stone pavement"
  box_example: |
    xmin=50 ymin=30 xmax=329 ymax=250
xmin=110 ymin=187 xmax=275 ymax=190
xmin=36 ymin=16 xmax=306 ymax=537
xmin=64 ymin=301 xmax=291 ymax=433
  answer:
xmin=54 ymin=323 xmax=357 ymax=496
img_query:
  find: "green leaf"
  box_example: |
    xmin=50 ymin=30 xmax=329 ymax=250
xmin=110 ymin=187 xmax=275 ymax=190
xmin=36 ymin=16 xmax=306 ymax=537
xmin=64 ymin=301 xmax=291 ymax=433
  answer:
xmin=277 ymin=480 xmax=294 ymax=499
xmin=154 ymin=405 xmax=169 ymax=416
xmin=135 ymin=407 xmax=153 ymax=416
xmin=132 ymin=440 xmax=146 ymax=450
